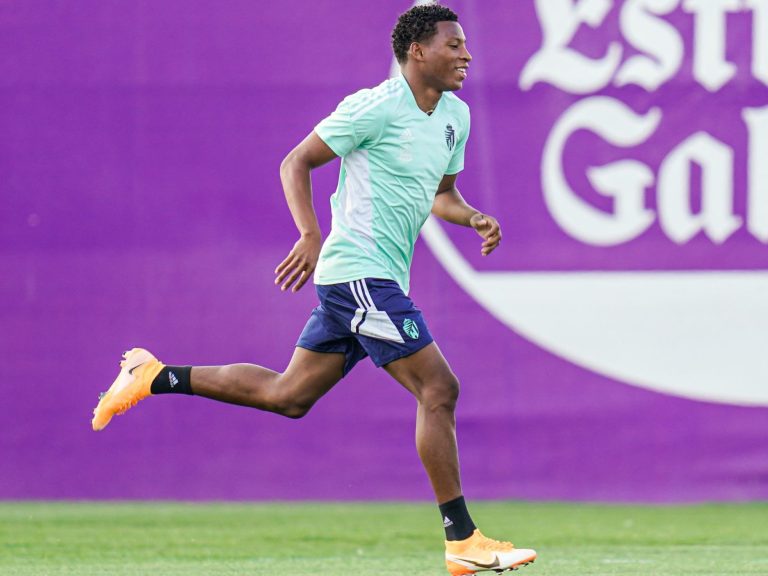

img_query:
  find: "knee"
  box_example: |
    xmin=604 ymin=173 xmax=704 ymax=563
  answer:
xmin=421 ymin=373 xmax=460 ymax=413
xmin=271 ymin=392 xmax=313 ymax=419
xmin=271 ymin=397 xmax=313 ymax=419
xmin=281 ymin=402 xmax=312 ymax=419
xmin=270 ymin=376 xmax=314 ymax=419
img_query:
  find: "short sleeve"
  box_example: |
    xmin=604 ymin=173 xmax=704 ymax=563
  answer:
xmin=314 ymin=90 xmax=386 ymax=157
xmin=445 ymin=111 xmax=471 ymax=175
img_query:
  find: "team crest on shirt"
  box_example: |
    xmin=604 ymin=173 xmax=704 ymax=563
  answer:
xmin=444 ymin=124 xmax=455 ymax=151
xmin=403 ymin=318 xmax=419 ymax=339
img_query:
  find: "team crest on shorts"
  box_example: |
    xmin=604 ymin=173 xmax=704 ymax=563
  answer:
xmin=403 ymin=318 xmax=419 ymax=339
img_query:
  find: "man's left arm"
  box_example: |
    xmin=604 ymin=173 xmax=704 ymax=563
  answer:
xmin=432 ymin=173 xmax=501 ymax=256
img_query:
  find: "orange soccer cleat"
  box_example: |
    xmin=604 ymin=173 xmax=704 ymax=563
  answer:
xmin=91 ymin=348 xmax=164 ymax=431
xmin=445 ymin=530 xmax=536 ymax=575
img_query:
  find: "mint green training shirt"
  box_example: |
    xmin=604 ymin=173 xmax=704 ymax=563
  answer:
xmin=313 ymin=74 xmax=470 ymax=294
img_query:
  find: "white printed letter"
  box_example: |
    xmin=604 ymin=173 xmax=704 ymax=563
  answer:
xmin=616 ymin=0 xmax=683 ymax=90
xmin=542 ymin=97 xmax=660 ymax=245
xmin=683 ymin=0 xmax=740 ymax=91
xmin=658 ymin=132 xmax=741 ymax=243
xmin=744 ymin=0 xmax=768 ymax=87
xmin=743 ymin=106 xmax=768 ymax=242
xmin=521 ymin=0 xmax=622 ymax=94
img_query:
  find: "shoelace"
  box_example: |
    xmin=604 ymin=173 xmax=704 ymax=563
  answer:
xmin=116 ymin=369 xmax=146 ymax=414
xmin=476 ymin=535 xmax=515 ymax=551
xmin=116 ymin=397 xmax=141 ymax=415
xmin=112 ymin=358 xmax=146 ymax=415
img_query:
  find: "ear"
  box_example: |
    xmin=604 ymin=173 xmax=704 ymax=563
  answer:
xmin=408 ymin=41 xmax=426 ymax=62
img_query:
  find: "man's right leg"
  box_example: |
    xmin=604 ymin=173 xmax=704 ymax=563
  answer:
xmin=190 ymin=347 xmax=345 ymax=418
xmin=92 ymin=346 xmax=345 ymax=430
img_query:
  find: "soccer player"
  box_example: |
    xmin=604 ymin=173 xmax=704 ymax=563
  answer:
xmin=92 ymin=4 xmax=536 ymax=574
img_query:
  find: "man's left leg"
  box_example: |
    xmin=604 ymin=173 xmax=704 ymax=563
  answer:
xmin=384 ymin=343 xmax=536 ymax=575
xmin=384 ymin=343 xmax=461 ymax=504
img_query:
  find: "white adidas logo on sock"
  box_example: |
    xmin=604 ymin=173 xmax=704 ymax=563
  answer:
xmin=169 ymin=371 xmax=179 ymax=388
xmin=443 ymin=516 xmax=454 ymax=527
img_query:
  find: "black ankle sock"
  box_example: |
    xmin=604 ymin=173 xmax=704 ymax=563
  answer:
xmin=439 ymin=495 xmax=476 ymax=541
xmin=151 ymin=366 xmax=194 ymax=395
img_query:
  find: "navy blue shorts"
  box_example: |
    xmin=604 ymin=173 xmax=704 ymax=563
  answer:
xmin=296 ymin=278 xmax=434 ymax=375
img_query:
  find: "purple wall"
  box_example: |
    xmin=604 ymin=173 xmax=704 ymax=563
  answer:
xmin=2 ymin=0 xmax=768 ymax=502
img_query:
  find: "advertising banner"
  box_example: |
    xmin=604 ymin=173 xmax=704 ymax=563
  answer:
xmin=1 ymin=0 xmax=766 ymax=501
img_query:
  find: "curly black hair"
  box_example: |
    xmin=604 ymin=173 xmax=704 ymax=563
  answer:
xmin=392 ymin=3 xmax=459 ymax=64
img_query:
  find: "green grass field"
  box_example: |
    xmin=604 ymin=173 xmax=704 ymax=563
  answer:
xmin=1 ymin=501 xmax=766 ymax=575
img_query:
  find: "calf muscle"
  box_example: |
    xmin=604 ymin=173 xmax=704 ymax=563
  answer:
xmin=190 ymin=348 xmax=345 ymax=418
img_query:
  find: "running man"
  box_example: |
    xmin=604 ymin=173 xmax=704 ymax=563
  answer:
xmin=92 ymin=4 xmax=536 ymax=574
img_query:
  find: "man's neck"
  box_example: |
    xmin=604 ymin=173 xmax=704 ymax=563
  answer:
xmin=401 ymin=67 xmax=442 ymax=114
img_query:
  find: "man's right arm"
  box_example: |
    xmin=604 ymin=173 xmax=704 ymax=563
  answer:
xmin=274 ymin=132 xmax=338 ymax=293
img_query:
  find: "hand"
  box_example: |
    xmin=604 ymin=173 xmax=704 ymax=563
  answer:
xmin=469 ymin=212 xmax=502 ymax=256
xmin=274 ymin=233 xmax=321 ymax=292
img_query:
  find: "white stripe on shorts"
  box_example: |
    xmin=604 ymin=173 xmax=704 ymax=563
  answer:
xmin=349 ymin=281 xmax=367 ymax=311
xmin=358 ymin=279 xmax=377 ymax=311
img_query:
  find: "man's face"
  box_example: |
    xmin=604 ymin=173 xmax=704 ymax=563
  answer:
xmin=419 ymin=21 xmax=472 ymax=92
